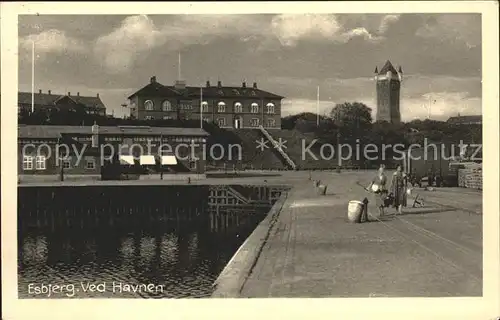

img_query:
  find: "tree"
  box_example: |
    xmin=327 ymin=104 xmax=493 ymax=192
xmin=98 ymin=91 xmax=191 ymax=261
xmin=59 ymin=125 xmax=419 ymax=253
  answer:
xmin=329 ymin=102 xmax=373 ymax=132
xmin=328 ymin=102 xmax=373 ymax=141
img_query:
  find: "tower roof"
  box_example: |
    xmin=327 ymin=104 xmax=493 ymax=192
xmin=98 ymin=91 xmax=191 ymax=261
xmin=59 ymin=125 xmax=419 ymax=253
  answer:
xmin=378 ymin=60 xmax=398 ymax=75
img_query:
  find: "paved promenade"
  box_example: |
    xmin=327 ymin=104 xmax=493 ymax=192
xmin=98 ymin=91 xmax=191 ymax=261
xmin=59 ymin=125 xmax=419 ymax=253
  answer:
xmin=238 ymin=171 xmax=482 ymax=297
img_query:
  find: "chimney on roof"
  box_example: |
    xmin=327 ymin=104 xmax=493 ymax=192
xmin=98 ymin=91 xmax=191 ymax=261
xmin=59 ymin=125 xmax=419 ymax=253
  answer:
xmin=253 ymin=82 xmax=257 ymax=89
xmin=206 ymin=80 xmax=211 ymax=87
xmin=48 ymin=90 xmax=51 ymax=95
xmin=150 ymin=76 xmax=157 ymax=84
xmin=77 ymin=92 xmax=80 ymax=97
xmin=38 ymin=89 xmax=42 ymax=94
xmin=217 ymin=80 xmax=222 ymax=88
xmin=68 ymin=92 xmax=71 ymax=96
xmin=242 ymin=81 xmax=246 ymax=88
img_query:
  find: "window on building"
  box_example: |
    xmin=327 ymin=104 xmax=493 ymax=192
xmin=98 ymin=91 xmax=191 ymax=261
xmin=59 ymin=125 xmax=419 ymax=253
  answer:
xmin=23 ymin=156 xmax=33 ymax=170
xmin=266 ymin=103 xmax=275 ymax=114
xmin=86 ymin=159 xmax=96 ymax=169
xmin=144 ymin=100 xmax=154 ymax=111
xmin=251 ymin=103 xmax=259 ymax=113
xmin=62 ymin=158 xmax=71 ymax=169
xmin=203 ymin=117 xmax=211 ymax=123
xmin=163 ymin=116 xmax=174 ymax=120
xmin=145 ymin=116 xmax=154 ymax=120
xmin=217 ymin=102 xmax=226 ymax=113
xmin=201 ymin=101 xmax=209 ymax=112
xmin=35 ymin=156 xmax=46 ymax=170
xmin=234 ymin=102 xmax=243 ymax=113
xmin=251 ymin=118 xmax=260 ymax=127
xmin=217 ymin=118 xmax=226 ymax=127
xmin=267 ymin=119 xmax=276 ymax=127
xmin=162 ymin=100 xmax=172 ymax=111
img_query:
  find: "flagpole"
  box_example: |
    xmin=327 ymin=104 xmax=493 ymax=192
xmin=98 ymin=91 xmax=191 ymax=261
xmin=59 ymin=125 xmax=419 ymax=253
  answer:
xmin=428 ymin=83 xmax=431 ymax=120
xmin=200 ymin=87 xmax=203 ymax=129
xmin=178 ymin=52 xmax=181 ymax=80
xmin=31 ymin=40 xmax=35 ymax=113
xmin=316 ymin=86 xmax=320 ymax=127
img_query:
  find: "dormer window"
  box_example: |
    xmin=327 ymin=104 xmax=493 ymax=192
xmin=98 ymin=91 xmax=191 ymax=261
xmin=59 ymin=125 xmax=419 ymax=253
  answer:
xmin=234 ymin=102 xmax=243 ymax=113
xmin=266 ymin=103 xmax=275 ymax=114
xmin=232 ymin=89 xmax=240 ymax=95
xmin=251 ymin=102 xmax=259 ymax=113
xmin=217 ymin=102 xmax=226 ymax=113
xmin=218 ymin=90 xmax=224 ymax=95
xmin=144 ymin=100 xmax=154 ymax=111
xmin=251 ymin=91 xmax=256 ymax=96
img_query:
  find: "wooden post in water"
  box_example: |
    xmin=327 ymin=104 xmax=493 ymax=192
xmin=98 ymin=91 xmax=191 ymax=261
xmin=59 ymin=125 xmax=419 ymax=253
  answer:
xmin=209 ymin=211 xmax=214 ymax=231
xmin=215 ymin=205 xmax=219 ymax=232
xmin=65 ymin=209 xmax=70 ymax=227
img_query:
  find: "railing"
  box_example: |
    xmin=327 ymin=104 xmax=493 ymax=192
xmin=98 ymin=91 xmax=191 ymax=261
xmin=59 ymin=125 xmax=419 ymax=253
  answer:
xmin=258 ymin=126 xmax=297 ymax=170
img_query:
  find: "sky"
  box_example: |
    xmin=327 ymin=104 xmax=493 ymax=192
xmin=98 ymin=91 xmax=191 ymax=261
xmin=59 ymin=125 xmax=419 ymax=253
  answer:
xmin=18 ymin=13 xmax=482 ymax=121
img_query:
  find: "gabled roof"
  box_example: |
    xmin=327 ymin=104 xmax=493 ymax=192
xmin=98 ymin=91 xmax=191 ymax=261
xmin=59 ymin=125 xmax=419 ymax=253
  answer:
xmin=18 ymin=92 xmax=106 ymax=110
xmin=128 ymin=82 xmax=285 ymax=100
xmin=18 ymin=125 xmax=209 ymax=139
xmin=126 ymin=81 xmax=180 ymax=99
xmin=378 ymin=60 xmax=398 ymax=75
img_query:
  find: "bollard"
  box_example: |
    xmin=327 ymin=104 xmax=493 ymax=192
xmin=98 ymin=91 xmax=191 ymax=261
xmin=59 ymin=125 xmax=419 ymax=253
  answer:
xmin=362 ymin=197 xmax=369 ymax=223
xmin=317 ymin=184 xmax=327 ymax=195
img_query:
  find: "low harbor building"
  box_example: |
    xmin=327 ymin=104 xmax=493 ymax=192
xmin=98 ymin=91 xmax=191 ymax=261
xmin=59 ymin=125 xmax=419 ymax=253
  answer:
xmin=18 ymin=124 xmax=209 ymax=182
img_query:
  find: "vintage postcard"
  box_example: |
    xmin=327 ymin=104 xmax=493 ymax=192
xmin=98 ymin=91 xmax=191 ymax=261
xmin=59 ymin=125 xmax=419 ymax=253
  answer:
xmin=1 ymin=1 xmax=499 ymax=320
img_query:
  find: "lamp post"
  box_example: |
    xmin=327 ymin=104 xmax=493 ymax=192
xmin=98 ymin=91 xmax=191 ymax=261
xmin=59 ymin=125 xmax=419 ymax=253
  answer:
xmin=336 ymin=131 xmax=341 ymax=173
xmin=31 ymin=40 xmax=35 ymax=114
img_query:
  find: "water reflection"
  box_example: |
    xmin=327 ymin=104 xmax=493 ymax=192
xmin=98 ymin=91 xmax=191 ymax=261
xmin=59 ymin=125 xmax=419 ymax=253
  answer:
xmin=18 ymin=216 xmax=262 ymax=298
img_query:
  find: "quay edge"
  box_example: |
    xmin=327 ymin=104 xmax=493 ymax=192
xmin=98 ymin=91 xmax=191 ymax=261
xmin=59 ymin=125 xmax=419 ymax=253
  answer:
xmin=211 ymin=190 xmax=289 ymax=298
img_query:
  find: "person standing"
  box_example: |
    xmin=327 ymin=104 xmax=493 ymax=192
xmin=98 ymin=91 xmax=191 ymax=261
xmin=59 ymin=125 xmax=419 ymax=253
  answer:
xmin=366 ymin=166 xmax=388 ymax=218
xmin=427 ymin=168 xmax=434 ymax=187
xmin=390 ymin=165 xmax=407 ymax=215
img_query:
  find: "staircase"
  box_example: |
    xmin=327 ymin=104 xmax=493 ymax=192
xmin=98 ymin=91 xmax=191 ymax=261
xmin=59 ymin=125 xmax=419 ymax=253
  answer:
xmin=259 ymin=126 xmax=297 ymax=170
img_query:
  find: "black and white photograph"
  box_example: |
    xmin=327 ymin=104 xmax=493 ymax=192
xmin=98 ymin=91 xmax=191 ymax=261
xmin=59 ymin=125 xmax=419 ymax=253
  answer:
xmin=1 ymin=2 xmax=499 ymax=320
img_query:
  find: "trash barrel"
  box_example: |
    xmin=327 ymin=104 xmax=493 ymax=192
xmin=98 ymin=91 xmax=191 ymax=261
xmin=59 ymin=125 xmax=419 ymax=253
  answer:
xmin=317 ymin=184 xmax=327 ymax=195
xmin=347 ymin=200 xmax=364 ymax=223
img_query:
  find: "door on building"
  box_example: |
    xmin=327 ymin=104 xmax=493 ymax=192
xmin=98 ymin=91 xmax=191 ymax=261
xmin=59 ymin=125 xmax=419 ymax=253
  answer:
xmin=234 ymin=116 xmax=243 ymax=129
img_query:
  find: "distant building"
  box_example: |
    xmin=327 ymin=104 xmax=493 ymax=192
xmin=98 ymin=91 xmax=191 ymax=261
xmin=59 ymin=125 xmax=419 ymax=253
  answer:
xmin=447 ymin=115 xmax=482 ymax=125
xmin=374 ymin=60 xmax=403 ymax=123
xmin=18 ymin=90 xmax=106 ymax=116
xmin=127 ymin=77 xmax=285 ymax=129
